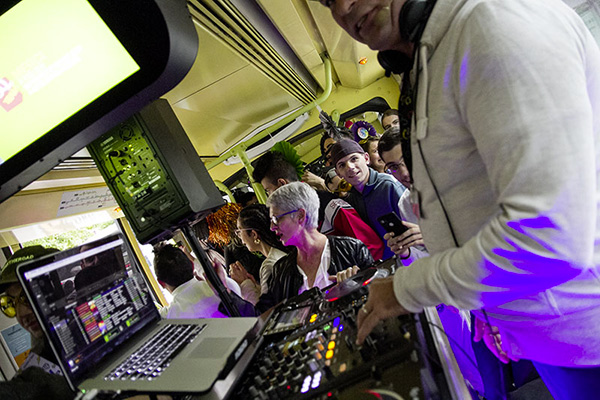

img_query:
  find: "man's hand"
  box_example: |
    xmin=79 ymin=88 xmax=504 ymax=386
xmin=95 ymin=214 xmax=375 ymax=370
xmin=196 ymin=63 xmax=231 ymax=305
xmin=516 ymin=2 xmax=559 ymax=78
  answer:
xmin=384 ymin=221 xmax=424 ymax=258
xmin=330 ymin=265 xmax=359 ymax=283
xmin=302 ymin=170 xmax=328 ymax=192
xmin=356 ymin=277 xmax=409 ymax=345
xmin=473 ymin=316 xmax=520 ymax=364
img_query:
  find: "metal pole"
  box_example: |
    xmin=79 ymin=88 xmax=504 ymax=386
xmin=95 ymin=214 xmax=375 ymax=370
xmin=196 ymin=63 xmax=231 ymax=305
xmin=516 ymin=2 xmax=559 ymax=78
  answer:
xmin=181 ymin=224 xmax=241 ymax=317
xmin=233 ymin=145 xmax=267 ymax=204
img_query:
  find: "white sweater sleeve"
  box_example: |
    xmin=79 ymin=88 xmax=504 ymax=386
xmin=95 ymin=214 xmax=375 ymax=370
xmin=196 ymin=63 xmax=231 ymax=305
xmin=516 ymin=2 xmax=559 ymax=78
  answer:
xmin=395 ymin=3 xmax=600 ymax=312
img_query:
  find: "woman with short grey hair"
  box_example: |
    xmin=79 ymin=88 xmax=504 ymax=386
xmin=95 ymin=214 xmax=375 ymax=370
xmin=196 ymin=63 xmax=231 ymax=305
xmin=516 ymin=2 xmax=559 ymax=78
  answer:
xmin=256 ymin=182 xmax=374 ymax=312
xmin=266 ymin=181 xmax=319 ymax=229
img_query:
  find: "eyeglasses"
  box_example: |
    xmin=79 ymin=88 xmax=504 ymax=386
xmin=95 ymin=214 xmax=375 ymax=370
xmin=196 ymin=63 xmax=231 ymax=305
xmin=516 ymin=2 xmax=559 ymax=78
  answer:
xmin=0 ymin=290 xmax=29 ymax=318
xmin=235 ymin=228 xmax=252 ymax=237
xmin=385 ymin=158 xmax=406 ymax=174
xmin=270 ymin=209 xmax=299 ymax=226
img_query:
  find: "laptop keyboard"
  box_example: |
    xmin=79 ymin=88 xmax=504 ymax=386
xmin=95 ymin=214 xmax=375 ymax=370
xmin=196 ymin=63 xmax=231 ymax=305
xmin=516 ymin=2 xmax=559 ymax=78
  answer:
xmin=104 ymin=323 xmax=206 ymax=381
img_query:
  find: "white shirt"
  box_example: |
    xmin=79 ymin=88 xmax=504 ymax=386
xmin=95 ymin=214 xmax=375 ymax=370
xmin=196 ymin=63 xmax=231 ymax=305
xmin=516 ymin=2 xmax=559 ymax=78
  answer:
xmin=297 ymin=240 xmax=334 ymax=294
xmin=160 ymin=278 xmax=227 ymax=319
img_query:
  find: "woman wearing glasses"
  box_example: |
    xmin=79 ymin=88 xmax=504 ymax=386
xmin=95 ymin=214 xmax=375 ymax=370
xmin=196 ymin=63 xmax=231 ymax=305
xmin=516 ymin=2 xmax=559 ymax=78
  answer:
xmin=229 ymin=204 xmax=289 ymax=305
xmin=255 ymin=182 xmax=374 ymax=313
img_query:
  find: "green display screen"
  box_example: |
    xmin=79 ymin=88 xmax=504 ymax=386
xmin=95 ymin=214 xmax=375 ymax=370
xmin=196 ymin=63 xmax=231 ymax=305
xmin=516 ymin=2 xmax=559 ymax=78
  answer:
xmin=0 ymin=0 xmax=140 ymax=164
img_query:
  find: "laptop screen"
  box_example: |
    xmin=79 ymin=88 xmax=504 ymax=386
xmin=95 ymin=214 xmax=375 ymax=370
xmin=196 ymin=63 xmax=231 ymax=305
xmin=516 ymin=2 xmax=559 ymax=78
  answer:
xmin=19 ymin=234 xmax=158 ymax=382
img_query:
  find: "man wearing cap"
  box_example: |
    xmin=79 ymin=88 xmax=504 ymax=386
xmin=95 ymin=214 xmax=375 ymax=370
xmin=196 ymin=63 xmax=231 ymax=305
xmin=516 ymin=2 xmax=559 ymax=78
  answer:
xmin=331 ymin=139 xmax=407 ymax=260
xmin=0 ymin=246 xmax=75 ymax=399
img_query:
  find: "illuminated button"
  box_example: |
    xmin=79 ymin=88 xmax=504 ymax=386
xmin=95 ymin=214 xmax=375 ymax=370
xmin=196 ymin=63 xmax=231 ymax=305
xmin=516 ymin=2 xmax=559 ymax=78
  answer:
xmin=327 ymin=341 xmax=335 ymax=350
xmin=301 ymin=376 xmax=312 ymax=393
xmin=333 ymin=317 xmax=341 ymax=327
xmin=311 ymin=371 xmax=322 ymax=389
xmin=325 ymin=349 xmax=334 ymax=359
xmin=316 ymin=342 xmax=325 ymax=352
xmin=330 ymin=334 xmax=337 ymax=340
xmin=339 ymin=363 xmax=347 ymax=373
xmin=309 ymin=314 xmax=318 ymax=323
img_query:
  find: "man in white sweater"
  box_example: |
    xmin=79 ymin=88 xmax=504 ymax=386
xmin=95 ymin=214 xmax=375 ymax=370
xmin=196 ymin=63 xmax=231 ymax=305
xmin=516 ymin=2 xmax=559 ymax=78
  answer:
xmin=319 ymin=0 xmax=600 ymax=398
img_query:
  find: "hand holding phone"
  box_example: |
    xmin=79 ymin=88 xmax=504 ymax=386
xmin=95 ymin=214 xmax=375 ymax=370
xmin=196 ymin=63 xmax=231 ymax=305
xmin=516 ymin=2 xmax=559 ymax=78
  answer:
xmin=377 ymin=212 xmax=408 ymax=237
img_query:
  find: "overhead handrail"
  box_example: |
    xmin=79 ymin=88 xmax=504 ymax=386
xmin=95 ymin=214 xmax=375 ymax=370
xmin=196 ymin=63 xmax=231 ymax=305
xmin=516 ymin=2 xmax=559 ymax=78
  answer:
xmin=206 ymin=54 xmax=332 ymax=171
xmin=206 ymin=54 xmax=333 ymax=204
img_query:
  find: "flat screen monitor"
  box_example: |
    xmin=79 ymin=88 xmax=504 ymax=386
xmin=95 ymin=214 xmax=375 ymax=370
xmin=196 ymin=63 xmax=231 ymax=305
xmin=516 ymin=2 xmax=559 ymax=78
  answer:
xmin=0 ymin=0 xmax=198 ymax=203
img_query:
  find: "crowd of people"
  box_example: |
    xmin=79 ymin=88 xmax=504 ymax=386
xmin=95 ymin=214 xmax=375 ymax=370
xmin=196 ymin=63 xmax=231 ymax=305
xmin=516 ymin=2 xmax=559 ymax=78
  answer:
xmin=2 ymin=1 xmax=599 ymax=399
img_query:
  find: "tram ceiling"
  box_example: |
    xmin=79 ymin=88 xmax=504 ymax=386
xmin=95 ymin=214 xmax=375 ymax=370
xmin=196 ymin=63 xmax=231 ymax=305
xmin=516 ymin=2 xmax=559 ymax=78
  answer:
xmin=161 ymin=0 xmax=386 ymax=181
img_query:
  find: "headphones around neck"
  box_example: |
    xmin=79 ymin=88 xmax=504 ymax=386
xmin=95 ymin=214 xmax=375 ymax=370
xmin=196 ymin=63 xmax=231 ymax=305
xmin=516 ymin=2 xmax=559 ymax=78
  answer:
xmin=377 ymin=0 xmax=436 ymax=75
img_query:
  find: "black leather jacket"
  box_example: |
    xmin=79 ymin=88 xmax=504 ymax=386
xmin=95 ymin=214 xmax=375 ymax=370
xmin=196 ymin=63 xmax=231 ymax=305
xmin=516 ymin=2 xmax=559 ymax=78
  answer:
xmin=256 ymin=236 xmax=374 ymax=313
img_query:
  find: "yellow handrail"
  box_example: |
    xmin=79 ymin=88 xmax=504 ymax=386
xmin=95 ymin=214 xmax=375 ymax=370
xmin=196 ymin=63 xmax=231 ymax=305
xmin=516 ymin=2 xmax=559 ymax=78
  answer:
xmin=205 ymin=55 xmax=333 ymax=196
xmin=213 ymin=180 xmax=235 ymax=202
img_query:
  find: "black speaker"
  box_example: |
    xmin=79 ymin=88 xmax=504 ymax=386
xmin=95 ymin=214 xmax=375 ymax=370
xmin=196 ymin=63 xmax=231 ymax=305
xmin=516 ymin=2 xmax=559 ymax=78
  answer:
xmin=377 ymin=0 xmax=436 ymax=75
xmin=88 ymin=99 xmax=224 ymax=244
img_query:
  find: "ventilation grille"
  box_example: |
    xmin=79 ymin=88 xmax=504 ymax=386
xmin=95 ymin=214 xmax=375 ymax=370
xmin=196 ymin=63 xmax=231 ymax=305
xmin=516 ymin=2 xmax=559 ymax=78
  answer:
xmin=187 ymin=0 xmax=316 ymax=104
xmin=53 ymin=156 xmax=96 ymax=171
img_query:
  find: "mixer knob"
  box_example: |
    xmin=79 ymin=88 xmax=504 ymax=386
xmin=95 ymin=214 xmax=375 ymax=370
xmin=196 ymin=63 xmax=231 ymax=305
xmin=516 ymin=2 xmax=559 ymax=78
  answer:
xmin=254 ymin=375 xmax=266 ymax=387
xmin=249 ymin=385 xmax=267 ymax=399
xmin=293 ymin=358 xmax=303 ymax=369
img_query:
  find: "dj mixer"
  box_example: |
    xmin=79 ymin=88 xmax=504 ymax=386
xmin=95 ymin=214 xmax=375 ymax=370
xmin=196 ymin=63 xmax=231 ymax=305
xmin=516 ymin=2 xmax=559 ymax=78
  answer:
xmin=230 ymin=265 xmax=450 ymax=400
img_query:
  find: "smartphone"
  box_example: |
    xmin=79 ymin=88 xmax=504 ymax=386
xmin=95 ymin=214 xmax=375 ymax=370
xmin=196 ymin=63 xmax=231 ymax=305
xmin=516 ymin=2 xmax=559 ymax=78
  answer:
xmin=377 ymin=212 xmax=408 ymax=236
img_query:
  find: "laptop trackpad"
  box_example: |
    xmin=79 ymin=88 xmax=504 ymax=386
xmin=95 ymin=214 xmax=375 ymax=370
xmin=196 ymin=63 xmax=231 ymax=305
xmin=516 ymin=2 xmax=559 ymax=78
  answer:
xmin=190 ymin=338 xmax=236 ymax=359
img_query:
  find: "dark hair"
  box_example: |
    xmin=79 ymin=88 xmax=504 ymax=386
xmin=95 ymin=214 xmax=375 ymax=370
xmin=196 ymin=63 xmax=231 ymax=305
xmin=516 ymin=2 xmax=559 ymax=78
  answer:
xmin=238 ymin=204 xmax=288 ymax=252
xmin=378 ymin=126 xmax=404 ymax=154
xmin=153 ymin=244 xmax=194 ymax=288
xmin=359 ymin=136 xmax=380 ymax=153
xmin=252 ymin=151 xmax=299 ymax=185
xmin=193 ymin=218 xmax=210 ymax=241
xmin=382 ymin=108 xmax=399 ymax=120
xmin=377 ymin=126 xmax=412 ymax=176
xmin=234 ymin=190 xmax=258 ymax=207
xmin=319 ymin=127 xmax=353 ymax=156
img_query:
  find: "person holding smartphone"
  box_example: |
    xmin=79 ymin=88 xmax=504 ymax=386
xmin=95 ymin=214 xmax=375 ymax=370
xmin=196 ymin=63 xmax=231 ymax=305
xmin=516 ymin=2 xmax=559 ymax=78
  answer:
xmin=376 ymin=127 xmax=427 ymax=264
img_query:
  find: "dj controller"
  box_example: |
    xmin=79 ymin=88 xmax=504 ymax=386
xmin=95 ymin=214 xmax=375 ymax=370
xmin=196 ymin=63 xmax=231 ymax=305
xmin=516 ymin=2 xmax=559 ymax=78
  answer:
xmin=230 ymin=264 xmax=451 ymax=400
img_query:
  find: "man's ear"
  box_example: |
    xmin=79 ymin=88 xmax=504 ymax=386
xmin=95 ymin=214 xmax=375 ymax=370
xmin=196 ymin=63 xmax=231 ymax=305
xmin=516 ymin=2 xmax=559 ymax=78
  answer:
xmin=158 ymin=280 xmax=167 ymax=289
xmin=276 ymin=178 xmax=288 ymax=188
xmin=363 ymin=152 xmax=370 ymax=164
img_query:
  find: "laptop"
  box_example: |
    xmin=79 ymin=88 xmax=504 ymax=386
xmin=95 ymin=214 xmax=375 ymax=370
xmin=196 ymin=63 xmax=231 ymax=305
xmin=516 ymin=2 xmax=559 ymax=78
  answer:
xmin=16 ymin=233 xmax=257 ymax=394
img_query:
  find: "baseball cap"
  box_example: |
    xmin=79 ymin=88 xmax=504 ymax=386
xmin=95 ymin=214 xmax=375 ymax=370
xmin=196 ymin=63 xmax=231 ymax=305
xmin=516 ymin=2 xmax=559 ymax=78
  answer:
xmin=0 ymin=246 xmax=59 ymax=292
xmin=330 ymin=139 xmax=365 ymax=167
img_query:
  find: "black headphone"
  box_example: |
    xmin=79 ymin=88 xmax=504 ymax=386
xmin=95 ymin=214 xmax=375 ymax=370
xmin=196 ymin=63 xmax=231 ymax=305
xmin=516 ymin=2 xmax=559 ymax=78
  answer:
xmin=377 ymin=0 xmax=437 ymax=75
